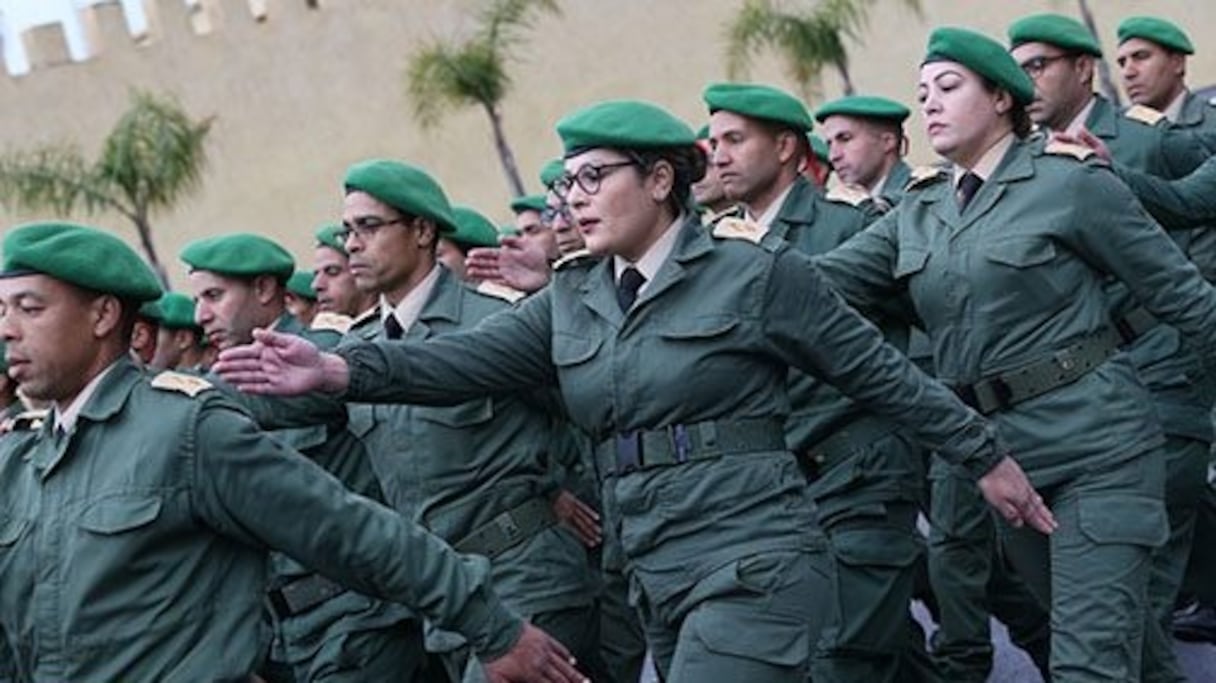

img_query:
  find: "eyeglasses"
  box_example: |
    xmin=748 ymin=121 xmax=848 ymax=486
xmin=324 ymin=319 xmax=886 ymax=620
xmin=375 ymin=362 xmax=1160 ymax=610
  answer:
xmin=553 ymin=160 xmax=638 ymax=197
xmin=1019 ymin=53 xmax=1073 ymax=80
xmin=336 ymin=216 xmax=408 ymax=242
xmin=541 ymin=202 xmax=573 ymax=225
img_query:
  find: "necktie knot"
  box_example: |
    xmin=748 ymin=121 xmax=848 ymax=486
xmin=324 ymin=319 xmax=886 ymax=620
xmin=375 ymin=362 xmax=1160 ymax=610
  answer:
xmin=383 ymin=314 xmax=404 ymax=340
xmin=957 ymin=171 xmax=983 ymax=210
xmin=617 ymin=267 xmax=646 ymax=313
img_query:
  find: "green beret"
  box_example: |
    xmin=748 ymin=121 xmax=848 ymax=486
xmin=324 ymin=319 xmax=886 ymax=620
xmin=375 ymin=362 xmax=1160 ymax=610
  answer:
xmin=449 ymin=205 xmax=502 ymax=248
xmin=539 ymin=158 xmax=565 ymax=188
xmin=925 ymin=27 xmax=1036 ymax=106
xmin=556 ymin=100 xmax=697 ymax=155
xmin=809 ymin=134 xmax=831 ymax=165
xmin=815 ymin=95 xmax=910 ymax=124
xmin=314 ymin=222 xmax=347 ymax=255
xmin=287 ymin=270 xmax=316 ymax=300
xmin=696 ymin=124 xmax=710 ymax=140
xmin=154 ymin=291 xmax=200 ymax=330
xmin=499 ymin=224 xmax=520 ymax=238
xmin=180 ymin=233 xmax=295 ymax=280
xmin=1 ymin=221 xmax=162 ymax=301
xmin=703 ymin=82 xmax=813 ymax=132
xmin=509 ymin=194 xmax=547 ymax=214
xmin=1008 ymin=13 xmax=1102 ymax=56
xmin=1117 ymin=16 xmax=1194 ymax=55
xmin=137 ymin=298 xmax=162 ymax=321
xmin=343 ymin=159 xmax=457 ymax=234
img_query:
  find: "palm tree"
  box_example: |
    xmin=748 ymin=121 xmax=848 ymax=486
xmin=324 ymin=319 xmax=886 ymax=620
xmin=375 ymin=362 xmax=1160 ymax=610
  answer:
xmin=0 ymin=91 xmax=212 ymax=286
xmin=405 ymin=0 xmax=559 ymax=197
xmin=726 ymin=0 xmax=922 ymax=100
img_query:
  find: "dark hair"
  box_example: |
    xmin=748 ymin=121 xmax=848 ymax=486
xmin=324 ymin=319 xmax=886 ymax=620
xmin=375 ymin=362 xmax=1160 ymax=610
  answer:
xmin=624 ymin=144 xmax=708 ymax=216
xmin=979 ymin=76 xmax=1033 ymax=138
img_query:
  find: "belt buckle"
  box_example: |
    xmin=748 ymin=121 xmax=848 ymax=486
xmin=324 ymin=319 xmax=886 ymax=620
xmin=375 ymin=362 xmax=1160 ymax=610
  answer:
xmin=616 ymin=431 xmax=642 ymax=474
xmin=669 ymin=424 xmax=691 ymax=463
xmin=494 ymin=510 xmax=521 ymax=542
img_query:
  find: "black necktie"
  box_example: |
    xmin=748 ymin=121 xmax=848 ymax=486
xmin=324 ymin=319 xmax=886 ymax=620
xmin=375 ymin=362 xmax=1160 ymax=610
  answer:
xmin=617 ymin=267 xmax=646 ymax=313
xmin=383 ymin=314 xmax=404 ymax=340
xmin=957 ymin=172 xmax=983 ymax=211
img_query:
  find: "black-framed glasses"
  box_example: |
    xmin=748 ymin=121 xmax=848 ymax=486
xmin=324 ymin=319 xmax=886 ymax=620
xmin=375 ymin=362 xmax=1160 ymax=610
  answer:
xmin=541 ymin=202 xmax=573 ymax=225
xmin=553 ymin=160 xmax=638 ymax=197
xmin=336 ymin=216 xmax=409 ymax=242
xmin=1019 ymin=53 xmax=1073 ymax=80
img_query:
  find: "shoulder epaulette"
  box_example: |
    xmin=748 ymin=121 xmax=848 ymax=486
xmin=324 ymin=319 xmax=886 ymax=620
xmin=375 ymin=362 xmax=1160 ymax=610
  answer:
xmin=2 ymin=409 xmax=48 ymax=434
xmin=150 ymin=371 xmax=213 ymax=397
xmin=824 ymin=184 xmax=872 ymax=207
xmin=310 ymin=311 xmax=353 ymax=334
xmin=711 ymin=216 xmax=766 ymax=244
xmin=553 ymin=248 xmax=594 ymax=271
xmin=1125 ymin=104 xmax=1167 ymax=126
xmin=905 ymin=165 xmax=948 ymax=191
xmin=1209 ymin=95 xmax=1216 ymax=107
xmin=475 ymin=280 xmax=526 ymax=303
xmin=1043 ymin=140 xmax=1097 ymax=161
xmin=704 ymin=203 xmax=745 ymax=225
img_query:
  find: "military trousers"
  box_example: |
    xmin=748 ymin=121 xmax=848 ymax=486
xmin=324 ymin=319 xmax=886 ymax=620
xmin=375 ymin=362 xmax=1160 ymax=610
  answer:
xmin=259 ymin=611 xmax=441 ymax=683
xmin=440 ymin=603 xmax=603 ymax=683
xmin=634 ymin=548 xmax=832 ymax=683
xmin=999 ymin=448 xmax=1168 ymax=682
xmin=598 ymin=563 xmax=648 ymax=683
xmin=926 ymin=464 xmax=1050 ymax=682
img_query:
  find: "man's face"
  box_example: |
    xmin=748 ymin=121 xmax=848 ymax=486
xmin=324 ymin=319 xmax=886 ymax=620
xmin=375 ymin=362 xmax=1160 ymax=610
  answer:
xmin=149 ymin=326 xmax=193 ymax=371
xmin=1117 ymin=37 xmax=1186 ymax=111
xmin=0 ymin=274 xmax=106 ymax=402
xmin=312 ymin=245 xmax=365 ymax=315
xmin=708 ymin=110 xmax=786 ymax=204
xmin=1011 ymin=42 xmax=1092 ymax=131
xmin=820 ymin=115 xmax=896 ymax=189
xmin=130 ymin=318 xmax=158 ymax=364
xmin=435 ymin=238 xmax=467 ymax=280
xmin=342 ymin=191 xmax=432 ymax=303
xmin=516 ymin=209 xmax=558 ymax=261
xmin=188 ymin=270 xmax=270 ymax=350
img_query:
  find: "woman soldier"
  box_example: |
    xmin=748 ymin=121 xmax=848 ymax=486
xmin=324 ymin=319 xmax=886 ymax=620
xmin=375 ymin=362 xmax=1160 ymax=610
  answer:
xmin=812 ymin=27 xmax=1216 ymax=681
xmin=215 ymin=99 xmax=1051 ymax=683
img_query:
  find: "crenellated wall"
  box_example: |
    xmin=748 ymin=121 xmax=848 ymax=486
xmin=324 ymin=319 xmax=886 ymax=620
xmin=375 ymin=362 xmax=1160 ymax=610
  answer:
xmin=2 ymin=0 xmax=1215 ymax=287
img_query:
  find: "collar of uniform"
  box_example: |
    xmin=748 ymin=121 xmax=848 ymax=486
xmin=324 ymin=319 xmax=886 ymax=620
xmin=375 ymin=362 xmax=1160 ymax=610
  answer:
xmin=953 ymin=131 xmax=1015 ymax=184
xmin=1062 ymin=95 xmax=1099 ymax=136
xmin=379 ymin=263 xmax=441 ymax=335
xmin=1174 ymin=90 xmax=1208 ymax=127
xmin=418 ymin=265 xmax=462 ymax=326
xmin=1084 ymin=94 xmax=1119 ymax=138
xmin=54 ymin=357 xmax=128 ymax=434
xmin=613 ymin=213 xmax=684 ymax=288
xmin=1160 ymin=89 xmax=1188 ymax=123
xmin=271 ymin=310 xmax=304 ymax=336
xmin=880 ymin=160 xmax=913 ymax=197
xmin=746 ymin=181 xmax=796 ymax=230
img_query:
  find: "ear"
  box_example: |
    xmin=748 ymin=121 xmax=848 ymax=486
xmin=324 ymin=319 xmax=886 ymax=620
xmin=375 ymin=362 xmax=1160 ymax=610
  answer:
xmin=993 ymin=89 xmax=1014 ymax=116
xmin=648 ymin=159 xmax=676 ymax=203
xmin=90 ymin=295 xmax=124 ymax=339
xmin=252 ymin=274 xmax=281 ymax=306
xmin=414 ymin=218 xmax=439 ymax=249
xmin=774 ymin=130 xmax=801 ymax=166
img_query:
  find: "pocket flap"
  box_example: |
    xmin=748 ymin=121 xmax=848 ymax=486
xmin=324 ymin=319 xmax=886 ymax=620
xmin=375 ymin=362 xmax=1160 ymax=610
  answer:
xmin=79 ymin=495 xmax=163 ymax=535
xmin=0 ymin=516 xmax=28 ymax=545
xmin=894 ymin=248 xmax=930 ymax=278
xmin=415 ymin=398 xmax=494 ymax=428
xmin=552 ymin=333 xmax=603 ymax=366
xmin=659 ymin=316 xmax=739 ymax=340
xmin=693 ymin=605 xmax=809 ymax=666
xmin=1078 ymin=494 xmax=1167 ymax=547
xmin=831 ymin=528 xmax=921 ymax=568
xmin=985 ymin=238 xmax=1056 ymax=268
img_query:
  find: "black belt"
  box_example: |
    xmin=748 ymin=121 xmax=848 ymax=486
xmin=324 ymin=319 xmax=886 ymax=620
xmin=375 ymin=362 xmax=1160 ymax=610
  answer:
xmin=268 ymin=574 xmax=348 ymax=618
xmin=797 ymin=414 xmax=898 ymax=481
xmin=595 ymin=417 xmax=787 ymax=477
xmin=951 ymin=327 xmax=1120 ymax=415
xmin=1114 ymin=306 xmax=1159 ymax=345
xmin=454 ymin=498 xmax=555 ymax=560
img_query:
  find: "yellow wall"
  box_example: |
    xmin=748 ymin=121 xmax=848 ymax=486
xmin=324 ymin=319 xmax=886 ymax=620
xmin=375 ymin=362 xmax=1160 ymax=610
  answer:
xmin=3 ymin=0 xmax=1214 ymax=286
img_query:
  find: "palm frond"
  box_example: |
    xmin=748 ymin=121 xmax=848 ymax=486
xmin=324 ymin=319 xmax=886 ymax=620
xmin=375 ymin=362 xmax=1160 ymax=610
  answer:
xmin=478 ymin=0 xmax=561 ymax=52
xmin=406 ymin=41 xmax=509 ymax=128
xmin=0 ymin=144 xmax=121 ymax=216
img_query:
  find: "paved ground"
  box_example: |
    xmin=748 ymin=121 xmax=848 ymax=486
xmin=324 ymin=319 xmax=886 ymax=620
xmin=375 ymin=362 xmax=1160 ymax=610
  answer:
xmin=637 ymin=606 xmax=1216 ymax=681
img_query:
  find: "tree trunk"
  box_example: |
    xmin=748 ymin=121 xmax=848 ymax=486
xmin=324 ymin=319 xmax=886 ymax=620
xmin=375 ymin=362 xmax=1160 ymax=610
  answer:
xmin=835 ymin=58 xmax=855 ymax=96
xmin=1076 ymin=0 xmax=1122 ymax=106
xmin=483 ymin=103 xmax=526 ymax=198
xmin=133 ymin=211 xmax=170 ymax=288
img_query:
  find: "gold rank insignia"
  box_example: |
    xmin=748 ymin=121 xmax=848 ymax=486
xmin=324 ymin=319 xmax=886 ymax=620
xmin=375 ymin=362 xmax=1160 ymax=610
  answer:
xmin=825 ymin=184 xmax=872 ymax=207
xmin=553 ymin=248 xmax=593 ymax=271
xmin=476 ymin=280 xmax=526 ymax=303
xmin=705 ymin=203 xmax=745 ymax=225
xmin=1124 ymin=104 xmax=1167 ymax=126
xmin=1 ymin=409 xmax=49 ymax=434
xmin=711 ymin=216 xmax=766 ymax=244
xmin=310 ymin=311 xmax=353 ymax=334
xmin=905 ymin=165 xmax=947 ymax=191
xmin=151 ymin=371 xmax=214 ymax=397
xmin=1044 ymin=140 xmax=1097 ymax=161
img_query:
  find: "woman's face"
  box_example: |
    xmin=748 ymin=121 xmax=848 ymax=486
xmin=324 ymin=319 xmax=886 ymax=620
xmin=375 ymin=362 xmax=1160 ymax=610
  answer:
xmin=562 ymin=149 xmax=663 ymax=261
xmin=918 ymin=61 xmax=1009 ymax=165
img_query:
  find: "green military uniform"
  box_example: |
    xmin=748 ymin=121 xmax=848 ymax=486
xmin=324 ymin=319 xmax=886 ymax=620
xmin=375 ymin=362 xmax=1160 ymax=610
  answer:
xmin=0 ymin=222 xmax=524 ymax=681
xmin=815 ymin=123 xmax=1216 ymax=681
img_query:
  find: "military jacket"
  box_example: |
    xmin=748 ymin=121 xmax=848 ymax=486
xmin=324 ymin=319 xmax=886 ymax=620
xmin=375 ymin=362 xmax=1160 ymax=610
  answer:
xmin=334 ymin=216 xmax=1004 ymax=606
xmin=0 ymin=358 xmax=519 ymax=681
xmin=815 ymin=138 xmax=1216 ymax=483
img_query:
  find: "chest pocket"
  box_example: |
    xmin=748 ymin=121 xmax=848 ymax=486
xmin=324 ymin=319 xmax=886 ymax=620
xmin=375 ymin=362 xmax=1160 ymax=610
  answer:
xmin=894 ymin=247 xmax=930 ymax=279
xmin=984 ymin=237 xmax=1065 ymax=305
xmin=985 ymin=237 xmax=1057 ymax=269
xmin=658 ymin=316 xmax=739 ymax=342
xmin=0 ymin=516 xmax=28 ymax=546
xmin=553 ymin=333 xmax=603 ymax=367
xmin=415 ymin=398 xmax=494 ymax=428
xmin=79 ymin=495 xmax=162 ymax=535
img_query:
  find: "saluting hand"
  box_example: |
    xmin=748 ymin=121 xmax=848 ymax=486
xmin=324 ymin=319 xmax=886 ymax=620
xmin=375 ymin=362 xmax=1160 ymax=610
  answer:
xmin=213 ymin=328 xmax=350 ymax=396
xmin=482 ymin=622 xmax=588 ymax=683
xmin=978 ymin=455 xmax=1057 ymax=534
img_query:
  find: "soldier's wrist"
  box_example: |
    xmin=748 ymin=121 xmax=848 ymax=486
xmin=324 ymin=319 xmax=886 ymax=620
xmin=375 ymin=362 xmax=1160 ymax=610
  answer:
xmin=319 ymin=352 xmax=351 ymax=395
xmin=458 ymin=587 xmax=525 ymax=661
